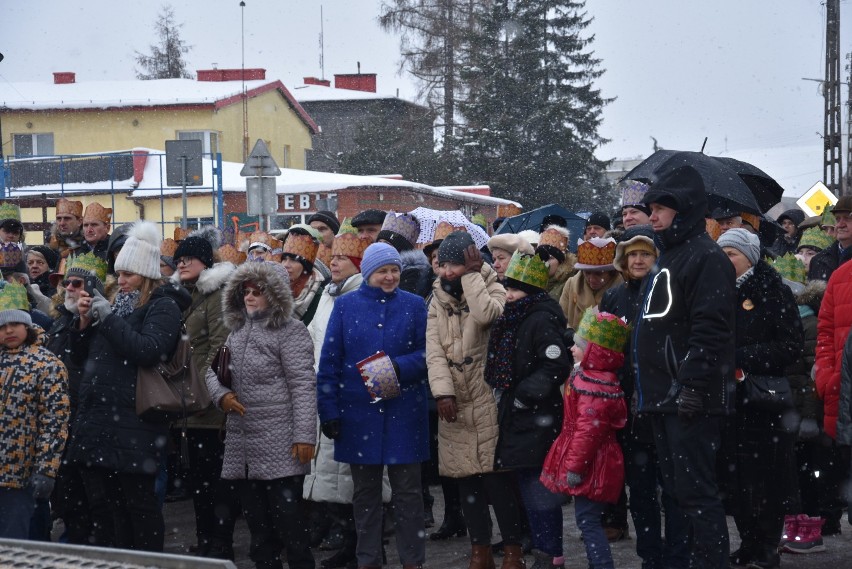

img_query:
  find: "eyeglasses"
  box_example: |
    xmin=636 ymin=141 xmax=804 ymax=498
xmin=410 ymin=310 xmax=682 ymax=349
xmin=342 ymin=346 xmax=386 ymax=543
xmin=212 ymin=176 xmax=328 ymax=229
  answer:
xmin=175 ymin=257 xmax=195 ymax=266
xmin=243 ymin=288 xmax=262 ymax=298
xmin=62 ymin=279 xmax=85 ymax=289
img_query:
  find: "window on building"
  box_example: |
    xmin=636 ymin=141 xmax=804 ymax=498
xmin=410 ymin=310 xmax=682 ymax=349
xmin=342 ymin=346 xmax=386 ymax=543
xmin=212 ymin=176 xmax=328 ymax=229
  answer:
xmin=178 ymin=216 xmax=215 ymax=231
xmin=177 ymin=131 xmax=220 ymax=155
xmin=283 ymin=145 xmax=291 ymax=168
xmin=271 ymin=213 xmax=306 ymax=231
xmin=13 ymin=133 xmax=54 ymax=157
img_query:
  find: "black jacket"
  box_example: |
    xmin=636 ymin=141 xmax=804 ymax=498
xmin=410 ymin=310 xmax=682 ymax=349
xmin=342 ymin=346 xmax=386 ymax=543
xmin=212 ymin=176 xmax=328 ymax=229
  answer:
xmin=632 ymin=177 xmax=737 ymax=415
xmin=46 ymin=306 xmax=85 ymax=421
xmin=399 ymin=249 xmax=433 ymax=299
xmin=807 ymin=241 xmax=852 ymax=282
xmin=494 ymin=297 xmax=571 ymax=470
xmin=67 ymin=284 xmax=189 ymax=475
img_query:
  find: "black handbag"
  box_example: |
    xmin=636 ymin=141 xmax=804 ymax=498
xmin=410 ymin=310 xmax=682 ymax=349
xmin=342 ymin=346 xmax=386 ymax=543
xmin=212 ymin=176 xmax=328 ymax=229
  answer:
xmin=741 ymin=374 xmax=793 ymax=412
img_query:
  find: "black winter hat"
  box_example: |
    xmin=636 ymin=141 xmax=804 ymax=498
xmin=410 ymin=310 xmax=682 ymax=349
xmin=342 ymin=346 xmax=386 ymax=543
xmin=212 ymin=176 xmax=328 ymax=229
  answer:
xmin=174 ymin=236 xmax=214 ymax=268
xmin=308 ymin=211 xmax=341 ymax=234
xmin=438 ymin=231 xmax=475 ymax=265
xmin=586 ymin=211 xmax=611 ymax=231
xmin=27 ymin=245 xmax=59 ymax=271
xmin=777 ymin=209 xmax=805 ymax=227
xmin=351 ymin=209 xmax=387 ymax=227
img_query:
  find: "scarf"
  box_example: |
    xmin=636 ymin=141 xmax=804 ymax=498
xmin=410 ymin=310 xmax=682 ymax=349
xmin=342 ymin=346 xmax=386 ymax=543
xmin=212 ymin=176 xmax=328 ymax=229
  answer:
xmin=113 ymin=290 xmax=141 ymax=318
xmin=292 ymin=272 xmax=323 ymax=320
xmin=735 ymin=266 xmax=755 ymax=289
xmin=326 ymin=274 xmax=354 ymax=297
xmin=440 ymin=277 xmax=464 ymax=300
xmin=484 ymin=291 xmax=550 ymax=390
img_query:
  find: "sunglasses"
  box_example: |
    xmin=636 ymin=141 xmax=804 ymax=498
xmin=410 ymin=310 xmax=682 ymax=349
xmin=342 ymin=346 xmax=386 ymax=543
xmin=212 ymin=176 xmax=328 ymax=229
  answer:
xmin=62 ymin=278 xmax=85 ymax=288
xmin=243 ymin=287 xmax=262 ymax=298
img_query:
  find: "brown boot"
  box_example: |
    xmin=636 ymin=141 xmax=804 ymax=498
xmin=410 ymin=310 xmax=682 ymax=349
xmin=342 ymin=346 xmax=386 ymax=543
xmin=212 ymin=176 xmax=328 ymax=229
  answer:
xmin=469 ymin=543 xmax=497 ymax=569
xmin=500 ymin=544 xmax=527 ymax=569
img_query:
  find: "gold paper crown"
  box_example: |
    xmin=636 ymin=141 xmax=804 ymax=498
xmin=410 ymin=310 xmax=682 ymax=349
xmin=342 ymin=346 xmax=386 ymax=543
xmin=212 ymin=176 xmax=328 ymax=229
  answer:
xmin=174 ymin=227 xmax=190 ymax=242
xmin=217 ymin=244 xmax=246 ymax=265
xmin=798 ymin=226 xmax=835 ymax=251
xmin=0 ymin=202 xmax=21 ymax=221
xmin=317 ymin=243 xmax=333 ymax=266
xmin=575 ymin=238 xmax=616 ymax=268
xmin=67 ymin=252 xmax=108 ymax=283
xmin=282 ymin=233 xmax=318 ymax=264
xmin=56 ymin=198 xmax=83 ymax=218
xmin=538 ymin=227 xmax=569 ymax=252
xmin=160 ymin=238 xmax=178 ymax=257
xmin=83 ymin=202 xmax=112 ymax=224
xmin=740 ymin=212 xmax=761 ymax=231
xmin=576 ymin=308 xmax=630 ymax=353
xmin=705 ymin=218 xmax=722 ymax=241
xmin=333 ymin=219 xmax=370 ymax=259
xmin=771 ymin=253 xmax=807 ymax=284
xmin=504 ymin=251 xmax=549 ymax=291
xmin=434 ymin=221 xmax=466 ymax=242
xmin=0 ymin=282 xmax=30 ymax=312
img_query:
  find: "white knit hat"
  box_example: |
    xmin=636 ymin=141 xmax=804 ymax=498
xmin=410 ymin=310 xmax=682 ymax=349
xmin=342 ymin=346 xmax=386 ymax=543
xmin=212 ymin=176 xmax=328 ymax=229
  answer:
xmin=114 ymin=221 xmax=163 ymax=279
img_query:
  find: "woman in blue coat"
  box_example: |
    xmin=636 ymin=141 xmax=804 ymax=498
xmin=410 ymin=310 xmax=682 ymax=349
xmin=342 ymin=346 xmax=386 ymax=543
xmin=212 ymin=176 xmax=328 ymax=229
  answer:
xmin=317 ymin=242 xmax=429 ymax=569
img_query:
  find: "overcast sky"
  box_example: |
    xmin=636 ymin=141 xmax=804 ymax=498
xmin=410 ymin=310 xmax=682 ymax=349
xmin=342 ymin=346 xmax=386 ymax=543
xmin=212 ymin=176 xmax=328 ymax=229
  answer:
xmin=2 ymin=1 xmax=850 ymax=197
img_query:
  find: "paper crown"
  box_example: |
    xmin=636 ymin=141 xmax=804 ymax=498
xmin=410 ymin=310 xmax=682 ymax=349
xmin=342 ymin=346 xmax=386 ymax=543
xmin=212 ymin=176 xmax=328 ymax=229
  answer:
xmin=66 ymin=252 xmax=108 ymax=283
xmin=538 ymin=227 xmax=569 ymax=253
xmin=822 ymin=208 xmax=837 ymax=227
xmin=471 ymin=213 xmax=488 ymax=230
xmin=576 ymin=308 xmax=630 ymax=353
xmin=0 ymin=242 xmax=23 ymax=269
xmin=0 ymin=202 xmax=21 ymax=221
xmin=56 ymin=198 xmax=83 ymax=218
xmin=574 ymin=237 xmax=616 ymax=270
xmin=0 ymin=282 xmax=30 ymax=313
xmin=798 ymin=226 xmax=835 ymax=251
xmin=316 ymin=243 xmax=332 ymax=266
xmin=174 ymin=227 xmax=190 ymax=242
xmin=380 ymin=212 xmax=420 ymax=246
xmin=217 ymin=244 xmax=247 ymax=265
xmin=771 ymin=253 xmax=807 ymax=284
xmin=705 ymin=218 xmax=722 ymax=241
xmin=434 ymin=221 xmax=466 ymax=242
xmin=504 ymin=251 xmax=549 ymax=291
xmin=332 ymin=219 xmax=371 ymax=259
xmin=83 ymin=202 xmax=112 ymax=224
xmin=160 ymin=238 xmax=178 ymax=257
xmin=740 ymin=212 xmax=761 ymax=231
xmin=621 ymin=180 xmax=650 ymax=207
xmin=282 ymin=232 xmax=318 ymax=264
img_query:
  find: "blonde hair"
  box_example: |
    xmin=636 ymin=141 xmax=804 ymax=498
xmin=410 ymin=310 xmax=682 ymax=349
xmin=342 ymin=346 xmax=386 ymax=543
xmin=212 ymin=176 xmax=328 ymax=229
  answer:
xmin=110 ymin=275 xmax=162 ymax=307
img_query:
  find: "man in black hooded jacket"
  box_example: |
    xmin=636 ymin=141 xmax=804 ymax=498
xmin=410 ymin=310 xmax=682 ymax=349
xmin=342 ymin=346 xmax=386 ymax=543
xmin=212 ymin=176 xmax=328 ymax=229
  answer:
xmin=631 ymin=165 xmax=736 ymax=569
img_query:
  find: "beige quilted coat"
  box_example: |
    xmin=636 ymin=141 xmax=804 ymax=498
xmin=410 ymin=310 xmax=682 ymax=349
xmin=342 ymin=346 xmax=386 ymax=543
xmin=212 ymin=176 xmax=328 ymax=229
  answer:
xmin=426 ymin=264 xmax=505 ymax=478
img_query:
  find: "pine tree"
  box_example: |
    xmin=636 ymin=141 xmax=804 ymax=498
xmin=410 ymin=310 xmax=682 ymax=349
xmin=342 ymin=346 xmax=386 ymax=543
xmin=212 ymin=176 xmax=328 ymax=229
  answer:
xmin=459 ymin=0 xmax=614 ymax=210
xmin=134 ymin=6 xmax=193 ymax=80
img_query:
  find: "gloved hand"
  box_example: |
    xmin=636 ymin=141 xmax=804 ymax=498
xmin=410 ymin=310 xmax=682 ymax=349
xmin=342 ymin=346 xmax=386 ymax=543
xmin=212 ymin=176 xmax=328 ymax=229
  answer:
xmin=676 ymin=386 xmax=706 ymax=423
xmin=292 ymin=443 xmax=315 ymax=464
xmin=566 ymin=471 xmax=582 ymax=488
xmin=436 ymin=396 xmax=458 ymax=423
xmin=798 ymin=417 xmax=820 ymax=441
xmin=220 ymin=392 xmax=246 ymax=416
xmin=463 ymin=244 xmax=484 ymax=274
xmin=513 ymin=398 xmax=529 ymax=410
xmin=89 ymin=290 xmax=113 ymax=322
xmin=321 ymin=419 xmax=341 ymax=440
xmin=30 ymin=474 xmax=55 ymax=500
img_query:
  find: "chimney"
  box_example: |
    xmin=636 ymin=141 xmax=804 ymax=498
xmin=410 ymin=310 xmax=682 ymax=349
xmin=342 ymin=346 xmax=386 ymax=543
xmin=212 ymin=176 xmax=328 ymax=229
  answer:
xmin=197 ymin=68 xmax=266 ymax=82
xmin=304 ymin=77 xmax=331 ymax=87
xmin=53 ymin=72 xmax=76 ymax=84
xmin=334 ymin=72 xmax=377 ymax=93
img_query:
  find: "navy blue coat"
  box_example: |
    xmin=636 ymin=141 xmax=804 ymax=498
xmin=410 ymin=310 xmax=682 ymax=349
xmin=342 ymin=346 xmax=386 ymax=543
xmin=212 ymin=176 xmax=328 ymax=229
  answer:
xmin=317 ymin=281 xmax=429 ymax=465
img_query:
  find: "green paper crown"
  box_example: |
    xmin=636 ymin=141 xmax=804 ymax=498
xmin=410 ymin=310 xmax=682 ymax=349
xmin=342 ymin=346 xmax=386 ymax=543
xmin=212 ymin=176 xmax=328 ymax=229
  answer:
xmin=504 ymin=251 xmax=549 ymax=291
xmin=471 ymin=213 xmax=488 ymax=230
xmin=798 ymin=226 xmax=834 ymax=252
xmin=771 ymin=253 xmax=807 ymax=284
xmin=67 ymin=252 xmax=108 ymax=283
xmin=336 ymin=217 xmax=358 ymax=237
xmin=0 ymin=282 xmax=30 ymax=312
xmin=823 ymin=207 xmax=837 ymax=226
xmin=0 ymin=202 xmax=21 ymax=221
xmin=575 ymin=308 xmax=630 ymax=353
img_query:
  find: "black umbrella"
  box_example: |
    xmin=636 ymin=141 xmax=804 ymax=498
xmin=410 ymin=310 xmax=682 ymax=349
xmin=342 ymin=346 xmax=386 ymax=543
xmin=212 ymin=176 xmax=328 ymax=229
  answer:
xmin=495 ymin=204 xmax=586 ymax=253
xmin=713 ymin=156 xmax=785 ymax=213
xmin=622 ymin=150 xmax=763 ymax=215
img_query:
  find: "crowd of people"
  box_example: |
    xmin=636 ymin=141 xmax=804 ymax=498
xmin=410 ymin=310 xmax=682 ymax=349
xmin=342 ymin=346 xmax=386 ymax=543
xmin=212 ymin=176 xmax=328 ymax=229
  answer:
xmin=0 ymin=166 xmax=851 ymax=569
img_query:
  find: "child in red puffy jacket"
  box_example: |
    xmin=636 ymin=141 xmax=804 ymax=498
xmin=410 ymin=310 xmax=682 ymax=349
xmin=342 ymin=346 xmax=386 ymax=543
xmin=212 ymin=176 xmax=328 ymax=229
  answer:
xmin=540 ymin=309 xmax=628 ymax=569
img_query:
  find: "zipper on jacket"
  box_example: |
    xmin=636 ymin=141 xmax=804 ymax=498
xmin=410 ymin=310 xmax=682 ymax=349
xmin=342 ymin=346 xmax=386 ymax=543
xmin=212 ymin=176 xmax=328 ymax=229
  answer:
xmin=632 ymin=254 xmax=663 ymax=411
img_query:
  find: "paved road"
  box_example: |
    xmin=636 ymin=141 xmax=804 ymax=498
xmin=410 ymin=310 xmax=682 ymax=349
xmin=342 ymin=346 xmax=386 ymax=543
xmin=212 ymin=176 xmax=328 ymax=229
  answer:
xmin=161 ymin=487 xmax=852 ymax=568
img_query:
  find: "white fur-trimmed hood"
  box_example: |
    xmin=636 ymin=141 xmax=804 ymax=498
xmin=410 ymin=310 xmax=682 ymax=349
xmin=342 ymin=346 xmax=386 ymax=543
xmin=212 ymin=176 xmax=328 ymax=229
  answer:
xmin=171 ymin=261 xmax=236 ymax=295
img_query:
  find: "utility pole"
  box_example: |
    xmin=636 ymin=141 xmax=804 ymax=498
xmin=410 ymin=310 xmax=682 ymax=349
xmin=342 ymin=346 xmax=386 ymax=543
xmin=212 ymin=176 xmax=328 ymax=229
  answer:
xmin=846 ymin=52 xmax=852 ymax=195
xmin=824 ymin=0 xmax=843 ymax=195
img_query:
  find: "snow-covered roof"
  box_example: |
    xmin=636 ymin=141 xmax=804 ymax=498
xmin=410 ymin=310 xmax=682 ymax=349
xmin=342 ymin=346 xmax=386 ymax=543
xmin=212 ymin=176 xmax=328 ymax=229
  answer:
xmin=291 ymin=83 xmax=422 ymax=107
xmin=6 ymin=148 xmax=520 ymax=208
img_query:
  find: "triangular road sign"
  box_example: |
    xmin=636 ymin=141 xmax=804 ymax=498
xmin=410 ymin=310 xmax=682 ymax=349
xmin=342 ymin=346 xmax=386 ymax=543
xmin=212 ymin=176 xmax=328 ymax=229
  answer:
xmin=240 ymin=139 xmax=282 ymax=177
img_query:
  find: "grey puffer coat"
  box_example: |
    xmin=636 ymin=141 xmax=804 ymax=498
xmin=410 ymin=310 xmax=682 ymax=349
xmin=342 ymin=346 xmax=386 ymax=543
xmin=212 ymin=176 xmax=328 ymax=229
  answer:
xmin=205 ymin=262 xmax=317 ymax=481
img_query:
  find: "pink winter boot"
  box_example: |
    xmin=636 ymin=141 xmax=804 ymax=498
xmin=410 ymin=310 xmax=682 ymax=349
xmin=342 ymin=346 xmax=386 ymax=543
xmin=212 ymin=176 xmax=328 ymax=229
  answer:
xmin=782 ymin=515 xmax=826 ymax=554
xmin=779 ymin=514 xmax=807 ymax=549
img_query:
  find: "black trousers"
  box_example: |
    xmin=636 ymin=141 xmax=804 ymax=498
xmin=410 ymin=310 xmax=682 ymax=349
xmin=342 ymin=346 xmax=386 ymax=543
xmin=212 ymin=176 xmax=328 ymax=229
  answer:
xmin=239 ymin=476 xmax=313 ymax=569
xmin=55 ymin=461 xmax=91 ymax=544
xmin=185 ymin=428 xmax=239 ymax=547
xmin=80 ymin=466 xmax=164 ymax=551
xmin=457 ymin=471 xmax=524 ymax=546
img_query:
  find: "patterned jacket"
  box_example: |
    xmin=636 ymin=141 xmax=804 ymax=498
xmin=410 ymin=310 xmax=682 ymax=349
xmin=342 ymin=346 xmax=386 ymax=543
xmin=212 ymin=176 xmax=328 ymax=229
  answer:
xmin=0 ymin=329 xmax=69 ymax=489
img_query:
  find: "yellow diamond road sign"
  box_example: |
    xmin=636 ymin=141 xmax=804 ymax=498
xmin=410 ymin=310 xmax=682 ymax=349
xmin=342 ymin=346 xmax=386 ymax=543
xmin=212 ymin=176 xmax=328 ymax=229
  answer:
xmin=796 ymin=182 xmax=838 ymax=217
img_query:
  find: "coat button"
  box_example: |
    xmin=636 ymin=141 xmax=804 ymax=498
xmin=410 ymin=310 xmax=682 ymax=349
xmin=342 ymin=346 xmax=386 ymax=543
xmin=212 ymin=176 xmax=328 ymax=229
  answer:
xmin=380 ymin=299 xmax=386 ymax=303
xmin=377 ymin=323 xmax=383 ymax=328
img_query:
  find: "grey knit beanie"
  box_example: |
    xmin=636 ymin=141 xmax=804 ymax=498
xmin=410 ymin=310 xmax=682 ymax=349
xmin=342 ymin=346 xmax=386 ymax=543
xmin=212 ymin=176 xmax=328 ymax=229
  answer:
xmin=717 ymin=228 xmax=760 ymax=267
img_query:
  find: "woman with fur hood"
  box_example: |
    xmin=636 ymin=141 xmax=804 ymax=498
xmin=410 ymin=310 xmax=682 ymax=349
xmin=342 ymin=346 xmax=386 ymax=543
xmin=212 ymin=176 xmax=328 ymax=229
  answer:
xmin=170 ymin=226 xmax=238 ymax=559
xmin=206 ymin=261 xmax=317 ymax=569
